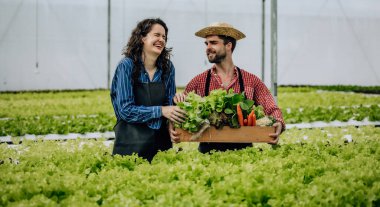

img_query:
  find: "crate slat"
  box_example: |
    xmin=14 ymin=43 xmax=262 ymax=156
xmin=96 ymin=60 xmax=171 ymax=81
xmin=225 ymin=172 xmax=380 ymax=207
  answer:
xmin=177 ymin=126 xmax=275 ymax=143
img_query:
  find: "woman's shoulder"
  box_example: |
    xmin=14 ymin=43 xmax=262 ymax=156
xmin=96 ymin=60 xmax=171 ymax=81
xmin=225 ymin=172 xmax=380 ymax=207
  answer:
xmin=163 ymin=60 xmax=175 ymax=75
xmin=167 ymin=59 xmax=175 ymax=70
xmin=119 ymin=57 xmax=134 ymax=66
xmin=117 ymin=57 xmax=134 ymax=72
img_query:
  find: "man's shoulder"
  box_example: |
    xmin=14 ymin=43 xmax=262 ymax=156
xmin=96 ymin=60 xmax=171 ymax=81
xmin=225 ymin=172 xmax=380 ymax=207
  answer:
xmin=185 ymin=69 xmax=210 ymax=93
xmin=191 ymin=69 xmax=210 ymax=81
xmin=238 ymin=68 xmax=260 ymax=79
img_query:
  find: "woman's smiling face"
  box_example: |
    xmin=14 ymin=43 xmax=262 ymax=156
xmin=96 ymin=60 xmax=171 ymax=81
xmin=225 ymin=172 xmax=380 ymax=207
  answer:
xmin=142 ymin=24 xmax=167 ymax=57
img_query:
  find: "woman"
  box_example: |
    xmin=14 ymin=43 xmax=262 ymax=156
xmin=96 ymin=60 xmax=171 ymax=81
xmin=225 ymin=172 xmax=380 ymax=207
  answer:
xmin=110 ymin=18 xmax=186 ymax=162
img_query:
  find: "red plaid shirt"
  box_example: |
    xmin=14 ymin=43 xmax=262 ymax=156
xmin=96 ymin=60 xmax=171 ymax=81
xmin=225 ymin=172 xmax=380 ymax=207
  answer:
xmin=185 ymin=66 xmax=285 ymax=129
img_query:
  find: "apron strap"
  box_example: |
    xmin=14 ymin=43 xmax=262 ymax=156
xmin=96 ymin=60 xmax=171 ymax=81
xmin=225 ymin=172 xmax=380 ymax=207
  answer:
xmin=237 ymin=67 xmax=244 ymax=92
xmin=205 ymin=69 xmax=212 ymax=96
xmin=204 ymin=67 xmax=245 ymax=96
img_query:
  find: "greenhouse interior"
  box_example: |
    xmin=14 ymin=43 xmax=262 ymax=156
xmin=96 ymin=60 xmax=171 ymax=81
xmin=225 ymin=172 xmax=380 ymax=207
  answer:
xmin=1 ymin=0 xmax=380 ymax=206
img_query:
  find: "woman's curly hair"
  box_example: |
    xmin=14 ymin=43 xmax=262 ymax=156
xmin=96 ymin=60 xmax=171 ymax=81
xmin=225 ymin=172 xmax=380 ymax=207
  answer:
xmin=122 ymin=18 xmax=172 ymax=84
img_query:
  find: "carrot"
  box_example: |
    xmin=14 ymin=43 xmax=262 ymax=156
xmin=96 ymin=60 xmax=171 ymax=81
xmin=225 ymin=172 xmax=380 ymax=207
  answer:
xmin=247 ymin=110 xmax=255 ymax=126
xmin=251 ymin=112 xmax=256 ymax=126
xmin=236 ymin=103 xmax=244 ymax=127
xmin=243 ymin=119 xmax=248 ymax=126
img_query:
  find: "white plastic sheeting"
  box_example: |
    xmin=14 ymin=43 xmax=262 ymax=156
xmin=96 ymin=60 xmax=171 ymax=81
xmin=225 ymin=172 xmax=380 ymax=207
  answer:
xmin=0 ymin=0 xmax=107 ymax=91
xmin=1 ymin=0 xmax=379 ymax=91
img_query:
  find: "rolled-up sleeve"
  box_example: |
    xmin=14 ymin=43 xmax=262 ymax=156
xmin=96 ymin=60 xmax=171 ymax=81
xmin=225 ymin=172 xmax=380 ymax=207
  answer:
xmin=252 ymin=77 xmax=286 ymax=131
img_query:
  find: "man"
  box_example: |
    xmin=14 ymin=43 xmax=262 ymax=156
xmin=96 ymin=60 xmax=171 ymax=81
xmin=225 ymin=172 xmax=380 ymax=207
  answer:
xmin=170 ymin=22 xmax=285 ymax=153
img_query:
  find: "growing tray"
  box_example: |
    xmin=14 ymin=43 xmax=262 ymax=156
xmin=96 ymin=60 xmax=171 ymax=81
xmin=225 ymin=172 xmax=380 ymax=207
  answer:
xmin=176 ymin=126 xmax=275 ymax=143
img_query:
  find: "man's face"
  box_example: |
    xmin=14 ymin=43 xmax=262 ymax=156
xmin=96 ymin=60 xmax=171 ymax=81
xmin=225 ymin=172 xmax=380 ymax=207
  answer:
xmin=204 ymin=35 xmax=226 ymax=63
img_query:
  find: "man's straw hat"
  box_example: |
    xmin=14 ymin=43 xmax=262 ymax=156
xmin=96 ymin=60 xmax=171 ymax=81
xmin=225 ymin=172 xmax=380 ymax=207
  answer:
xmin=195 ymin=22 xmax=246 ymax=40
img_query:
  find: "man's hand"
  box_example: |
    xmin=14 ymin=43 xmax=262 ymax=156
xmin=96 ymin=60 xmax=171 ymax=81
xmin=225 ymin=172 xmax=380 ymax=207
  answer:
xmin=173 ymin=92 xmax=186 ymax=104
xmin=162 ymin=106 xmax=187 ymax=124
xmin=268 ymin=122 xmax=282 ymax=145
xmin=168 ymin=121 xmax=181 ymax=143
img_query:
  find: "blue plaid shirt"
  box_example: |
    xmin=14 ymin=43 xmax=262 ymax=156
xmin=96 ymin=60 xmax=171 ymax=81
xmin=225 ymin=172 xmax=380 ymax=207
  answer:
xmin=110 ymin=57 xmax=176 ymax=129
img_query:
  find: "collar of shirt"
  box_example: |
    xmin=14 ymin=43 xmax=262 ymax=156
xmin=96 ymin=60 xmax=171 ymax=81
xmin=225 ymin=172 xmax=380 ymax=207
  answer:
xmin=139 ymin=67 xmax=163 ymax=83
xmin=210 ymin=65 xmax=239 ymax=88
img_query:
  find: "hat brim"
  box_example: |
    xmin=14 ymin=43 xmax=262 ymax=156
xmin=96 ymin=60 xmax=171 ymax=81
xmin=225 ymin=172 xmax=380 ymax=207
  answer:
xmin=195 ymin=26 xmax=246 ymax=40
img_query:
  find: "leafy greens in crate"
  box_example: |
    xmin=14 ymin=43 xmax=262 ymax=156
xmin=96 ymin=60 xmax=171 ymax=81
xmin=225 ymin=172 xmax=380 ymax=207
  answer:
xmin=174 ymin=89 xmax=276 ymax=134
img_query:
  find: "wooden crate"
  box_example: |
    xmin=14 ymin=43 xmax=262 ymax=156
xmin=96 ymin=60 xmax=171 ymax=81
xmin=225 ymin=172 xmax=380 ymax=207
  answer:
xmin=176 ymin=126 xmax=275 ymax=143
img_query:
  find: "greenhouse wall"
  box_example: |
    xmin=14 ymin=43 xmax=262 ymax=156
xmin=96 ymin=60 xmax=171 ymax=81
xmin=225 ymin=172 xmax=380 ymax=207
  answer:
xmin=0 ymin=0 xmax=379 ymax=91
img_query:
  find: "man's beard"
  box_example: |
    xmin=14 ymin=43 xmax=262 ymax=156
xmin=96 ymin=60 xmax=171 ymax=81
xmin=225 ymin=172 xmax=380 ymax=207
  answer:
xmin=208 ymin=50 xmax=226 ymax=63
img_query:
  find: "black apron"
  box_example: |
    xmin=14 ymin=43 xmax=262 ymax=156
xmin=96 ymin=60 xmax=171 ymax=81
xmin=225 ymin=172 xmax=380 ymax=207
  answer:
xmin=112 ymin=82 xmax=172 ymax=162
xmin=199 ymin=67 xmax=253 ymax=153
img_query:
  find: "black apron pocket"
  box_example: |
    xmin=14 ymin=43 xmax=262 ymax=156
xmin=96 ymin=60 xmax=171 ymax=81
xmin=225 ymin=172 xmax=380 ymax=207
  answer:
xmin=113 ymin=120 xmax=156 ymax=160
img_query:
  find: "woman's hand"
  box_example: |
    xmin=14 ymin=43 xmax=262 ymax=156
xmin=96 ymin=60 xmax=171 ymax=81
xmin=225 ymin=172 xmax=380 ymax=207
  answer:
xmin=161 ymin=106 xmax=187 ymax=124
xmin=173 ymin=92 xmax=186 ymax=104
xmin=268 ymin=122 xmax=283 ymax=145
xmin=168 ymin=121 xmax=181 ymax=143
